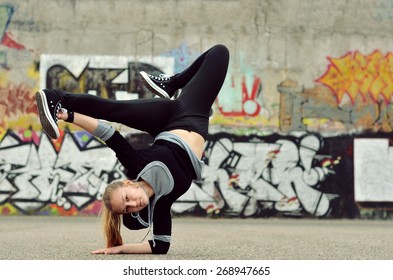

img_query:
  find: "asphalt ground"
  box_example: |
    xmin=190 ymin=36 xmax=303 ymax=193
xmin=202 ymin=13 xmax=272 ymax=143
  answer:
xmin=0 ymin=215 xmax=392 ymax=260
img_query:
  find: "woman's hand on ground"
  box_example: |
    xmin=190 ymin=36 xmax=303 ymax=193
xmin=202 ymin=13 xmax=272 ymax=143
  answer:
xmin=91 ymin=246 xmax=122 ymax=254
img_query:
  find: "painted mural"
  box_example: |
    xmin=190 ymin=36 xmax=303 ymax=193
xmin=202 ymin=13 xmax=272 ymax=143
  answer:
xmin=0 ymin=48 xmax=354 ymax=218
xmin=0 ymin=2 xmax=391 ymax=218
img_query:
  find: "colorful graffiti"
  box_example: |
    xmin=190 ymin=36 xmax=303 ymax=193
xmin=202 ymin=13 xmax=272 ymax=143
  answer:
xmin=0 ymin=40 xmax=383 ymax=218
xmin=280 ymin=66 xmax=393 ymax=134
xmin=173 ymin=133 xmax=351 ymax=218
xmin=217 ymin=75 xmax=262 ymax=117
xmin=0 ymin=4 xmax=27 ymax=67
xmin=40 ymin=54 xmax=174 ymax=99
xmin=316 ymin=50 xmax=393 ymax=104
xmin=0 ymin=128 xmax=124 ymax=215
xmin=0 ymin=2 xmax=391 ymax=218
xmin=160 ymin=42 xmax=200 ymax=74
xmin=0 ymin=40 xmax=353 ymax=217
xmin=0 ymin=128 xmax=352 ymax=217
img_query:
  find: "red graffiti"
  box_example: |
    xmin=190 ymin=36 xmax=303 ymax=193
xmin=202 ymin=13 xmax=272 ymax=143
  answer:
xmin=2 ymin=84 xmax=36 ymax=116
xmin=217 ymin=75 xmax=262 ymax=117
xmin=1 ymin=31 xmax=25 ymax=50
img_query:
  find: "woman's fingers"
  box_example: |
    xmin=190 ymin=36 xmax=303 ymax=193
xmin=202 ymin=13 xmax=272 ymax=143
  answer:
xmin=91 ymin=248 xmax=106 ymax=254
xmin=56 ymin=108 xmax=69 ymax=121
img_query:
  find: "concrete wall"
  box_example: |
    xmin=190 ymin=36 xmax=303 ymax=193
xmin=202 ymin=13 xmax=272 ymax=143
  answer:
xmin=1 ymin=0 xmax=393 ymax=218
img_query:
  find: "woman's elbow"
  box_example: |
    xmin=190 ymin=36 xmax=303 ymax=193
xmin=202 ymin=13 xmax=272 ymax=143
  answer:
xmin=148 ymin=240 xmax=170 ymax=254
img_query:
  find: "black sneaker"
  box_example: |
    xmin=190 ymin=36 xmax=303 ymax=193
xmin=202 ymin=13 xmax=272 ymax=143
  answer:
xmin=140 ymin=71 xmax=177 ymax=99
xmin=35 ymin=89 xmax=62 ymax=139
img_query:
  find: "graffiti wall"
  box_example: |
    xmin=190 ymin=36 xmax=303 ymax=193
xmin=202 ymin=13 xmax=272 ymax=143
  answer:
xmin=1 ymin=0 xmax=393 ymax=218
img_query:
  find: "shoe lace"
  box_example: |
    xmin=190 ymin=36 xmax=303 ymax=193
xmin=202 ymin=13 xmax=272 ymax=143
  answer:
xmin=50 ymin=100 xmax=62 ymax=122
xmin=149 ymin=73 xmax=170 ymax=81
xmin=55 ymin=104 xmax=61 ymax=122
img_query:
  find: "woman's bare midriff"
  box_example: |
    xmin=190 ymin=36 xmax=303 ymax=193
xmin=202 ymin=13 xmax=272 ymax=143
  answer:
xmin=169 ymin=129 xmax=205 ymax=159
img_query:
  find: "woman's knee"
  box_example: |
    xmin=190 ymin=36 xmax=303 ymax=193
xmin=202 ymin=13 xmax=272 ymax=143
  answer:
xmin=211 ymin=44 xmax=230 ymax=59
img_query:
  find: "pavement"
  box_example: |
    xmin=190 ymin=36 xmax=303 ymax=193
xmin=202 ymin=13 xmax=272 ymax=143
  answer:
xmin=0 ymin=215 xmax=392 ymax=260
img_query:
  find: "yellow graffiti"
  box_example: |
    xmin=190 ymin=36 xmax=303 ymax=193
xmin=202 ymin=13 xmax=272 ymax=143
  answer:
xmin=211 ymin=114 xmax=276 ymax=128
xmin=27 ymin=62 xmax=39 ymax=80
xmin=0 ymin=69 xmax=9 ymax=86
xmin=316 ymin=50 xmax=393 ymax=104
xmin=0 ymin=126 xmax=6 ymax=141
xmin=0 ymin=203 xmax=18 ymax=215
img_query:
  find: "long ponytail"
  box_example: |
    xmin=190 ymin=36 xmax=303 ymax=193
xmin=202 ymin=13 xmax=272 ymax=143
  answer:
xmin=101 ymin=180 xmax=124 ymax=248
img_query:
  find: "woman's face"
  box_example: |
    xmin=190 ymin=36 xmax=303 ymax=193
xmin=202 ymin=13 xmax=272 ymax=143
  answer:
xmin=110 ymin=181 xmax=149 ymax=214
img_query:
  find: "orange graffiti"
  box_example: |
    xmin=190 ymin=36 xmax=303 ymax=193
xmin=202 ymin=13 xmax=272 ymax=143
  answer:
xmin=50 ymin=129 xmax=65 ymax=152
xmin=316 ymin=50 xmax=393 ymax=104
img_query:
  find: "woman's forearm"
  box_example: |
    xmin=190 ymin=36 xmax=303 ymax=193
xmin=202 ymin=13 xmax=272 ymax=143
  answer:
xmin=58 ymin=111 xmax=114 ymax=141
xmin=91 ymin=241 xmax=152 ymax=254
xmin=72 ymin=112 xmax=99 ymax=134
xmin=120 ymin=241 xmax=153 ymax=254
xmin=57 ymin=110 xmax=99 ymax=133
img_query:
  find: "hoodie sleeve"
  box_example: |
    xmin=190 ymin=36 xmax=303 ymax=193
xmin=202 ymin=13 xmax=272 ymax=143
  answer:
xmin=148 ymin=197 xmax=173 ymax=254
xmin=105 ymin=131 xmax=137 ymax=170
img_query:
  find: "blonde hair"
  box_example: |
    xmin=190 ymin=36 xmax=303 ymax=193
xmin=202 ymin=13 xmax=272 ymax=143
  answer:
xmin=101 ymin=180 xmax=124 ymax=248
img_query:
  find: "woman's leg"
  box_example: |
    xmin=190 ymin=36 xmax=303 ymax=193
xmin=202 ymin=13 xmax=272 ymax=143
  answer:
xmin=156 ymin=44 xmax=230 ymax=138
xmin=36 ymin=89 xmax=176 ymax=138
xmin=176 ymin=44 xmax=230 ymax=115
xmin=62 ymin=91 xmax=175 ymax=135
xmin=36 ymin=45 xmax=229 ymax=139
xmin=141 ymin=44 xmax=230 ymax=106
xmin=64 ymin=44 xmax=229 ymax=129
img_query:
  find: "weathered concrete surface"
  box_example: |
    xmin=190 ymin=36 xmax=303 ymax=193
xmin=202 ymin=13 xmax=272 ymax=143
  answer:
xmin=0 ymin=216 xmax=392 ymax=260
xmin=9 ymin=0 xmax=393 ymax=88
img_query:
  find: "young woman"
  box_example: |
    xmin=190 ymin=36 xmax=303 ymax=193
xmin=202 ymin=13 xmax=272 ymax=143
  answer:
xmin=35 ymin=44 xmax=229 ymax=254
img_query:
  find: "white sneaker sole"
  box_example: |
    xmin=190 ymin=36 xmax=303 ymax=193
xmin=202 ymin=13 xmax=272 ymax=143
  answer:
xmin=140 ymin=71 xmax=170 ymax=99
xmin=35 ymin=90 xmax=60 ymax=139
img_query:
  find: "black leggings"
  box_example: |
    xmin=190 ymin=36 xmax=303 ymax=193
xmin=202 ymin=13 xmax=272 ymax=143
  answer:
xmin=59 ymin=44 xmax=229 ymax=139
